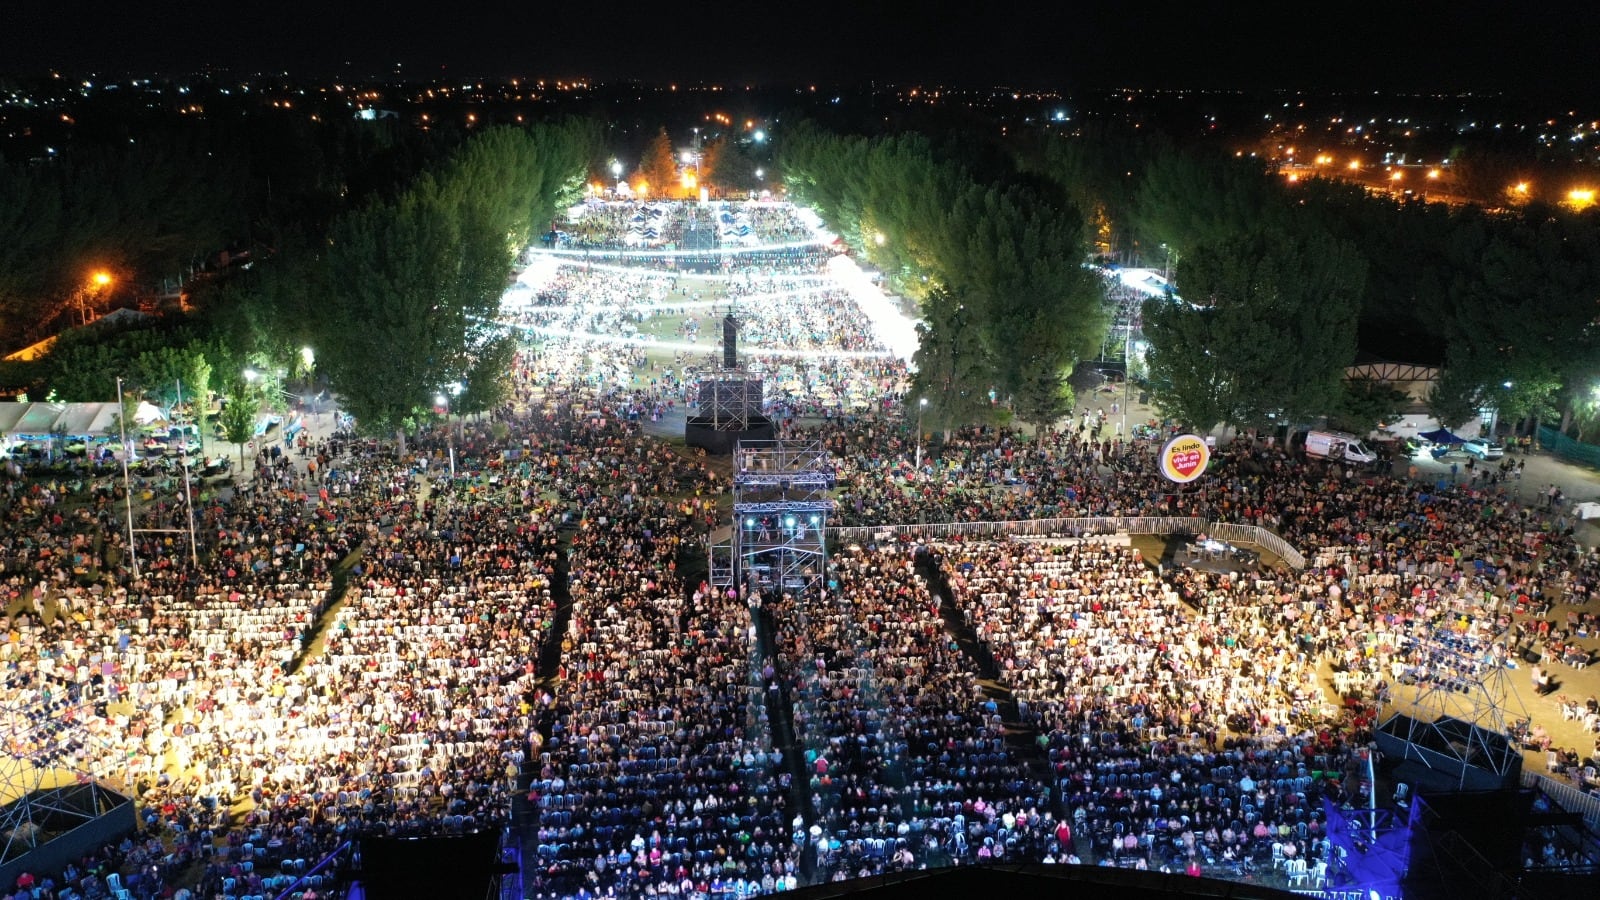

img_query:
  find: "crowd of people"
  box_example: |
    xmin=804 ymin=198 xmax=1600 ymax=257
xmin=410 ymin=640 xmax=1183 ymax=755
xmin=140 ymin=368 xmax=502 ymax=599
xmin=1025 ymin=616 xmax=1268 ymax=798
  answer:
xmin=0 ymin=200 xmax=1597 ymax=900
xmin=768 ymin=546 xmax=1061 ymax=879
xmin=942 ymin=538 xmax=1348 ymax=876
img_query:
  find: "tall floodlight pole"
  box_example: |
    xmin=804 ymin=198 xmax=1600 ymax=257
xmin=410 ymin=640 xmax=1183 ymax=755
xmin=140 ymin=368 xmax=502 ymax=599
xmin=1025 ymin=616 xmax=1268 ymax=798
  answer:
xmin=915 ymin=397 xmax=928 ymax=470
xmin=1122 ymin=322 xmax=1132 ymax=440
xmin=177 ymin=378 xmax=199 ymax=569
xmin=115 ymin=377 xmax=140 ymax=579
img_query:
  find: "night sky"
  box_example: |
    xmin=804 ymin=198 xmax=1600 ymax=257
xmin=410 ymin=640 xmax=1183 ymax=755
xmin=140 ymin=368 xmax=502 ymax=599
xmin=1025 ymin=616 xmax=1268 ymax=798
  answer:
xmin=3 ymin=0 xmax=1596 ymax=97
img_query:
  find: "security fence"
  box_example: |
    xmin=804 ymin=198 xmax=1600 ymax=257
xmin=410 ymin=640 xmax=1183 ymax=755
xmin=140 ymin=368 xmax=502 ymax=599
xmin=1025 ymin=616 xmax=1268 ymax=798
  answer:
xmin=1538 ymin=425 xmax=1600 ymax=469
xmin=827 ymin=516 xmax=1305 ymax=570
xmin=1521 ymin=769 xmax=1600 ymax=832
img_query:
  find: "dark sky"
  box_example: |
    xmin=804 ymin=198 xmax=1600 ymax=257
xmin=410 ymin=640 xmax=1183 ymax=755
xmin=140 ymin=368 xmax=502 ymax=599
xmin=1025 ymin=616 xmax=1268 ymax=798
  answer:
xmin=3 ymin=0 xmax=1596 ymax=98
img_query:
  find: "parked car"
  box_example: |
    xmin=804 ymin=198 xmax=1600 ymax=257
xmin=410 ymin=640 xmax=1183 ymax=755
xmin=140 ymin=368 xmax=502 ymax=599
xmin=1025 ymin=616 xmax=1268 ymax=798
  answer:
xmin=1463 ymin=438 xmax=1505 ymax=460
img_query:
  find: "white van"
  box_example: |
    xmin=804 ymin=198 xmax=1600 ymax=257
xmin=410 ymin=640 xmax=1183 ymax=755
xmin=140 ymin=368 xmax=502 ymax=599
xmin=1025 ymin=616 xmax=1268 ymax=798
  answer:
xmin=1304 ymin=430 xmax=1379 ymax=464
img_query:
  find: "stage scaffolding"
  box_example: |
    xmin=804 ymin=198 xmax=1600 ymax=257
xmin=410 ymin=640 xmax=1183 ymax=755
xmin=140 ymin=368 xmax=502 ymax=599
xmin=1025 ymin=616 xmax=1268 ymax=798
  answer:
xmin=707 ymin=439 xmax=836 ymax=599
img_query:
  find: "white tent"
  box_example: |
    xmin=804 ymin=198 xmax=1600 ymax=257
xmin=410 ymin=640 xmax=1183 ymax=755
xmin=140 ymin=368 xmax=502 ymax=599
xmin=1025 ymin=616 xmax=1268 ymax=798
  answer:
xmin=0 ymin=401 xmax=126 ymax=438
xmin=134 ymin=400 xmax=167 ymax=425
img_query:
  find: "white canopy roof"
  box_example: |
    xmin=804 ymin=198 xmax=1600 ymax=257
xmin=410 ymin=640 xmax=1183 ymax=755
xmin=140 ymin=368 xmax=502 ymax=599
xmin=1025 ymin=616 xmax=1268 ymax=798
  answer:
xmin=0 ymin=402 xmax=124 ymax=437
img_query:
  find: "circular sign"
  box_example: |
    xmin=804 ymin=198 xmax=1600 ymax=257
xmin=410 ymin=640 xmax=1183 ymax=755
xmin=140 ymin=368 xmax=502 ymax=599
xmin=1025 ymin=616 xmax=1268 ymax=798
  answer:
xmin=1159 ymin=433 xmax=1211 ymax=484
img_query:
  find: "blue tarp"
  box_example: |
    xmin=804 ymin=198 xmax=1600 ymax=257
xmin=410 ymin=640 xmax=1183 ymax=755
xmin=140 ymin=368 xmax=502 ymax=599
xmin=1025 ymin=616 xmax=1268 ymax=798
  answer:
xmin=1419 ymin=428 xmax=1468 ymax=444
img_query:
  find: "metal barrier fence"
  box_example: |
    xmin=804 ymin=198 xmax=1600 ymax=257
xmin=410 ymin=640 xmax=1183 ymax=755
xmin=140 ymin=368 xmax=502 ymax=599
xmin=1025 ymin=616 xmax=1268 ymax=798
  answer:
xmin=1521 ymin=769 xmax=1600 ymax=831
xmin=1538 ymin=425 xmax=1600 ymax=469
xmin=1206 ymin=521 xmax=1307 ymax=569
xmin=826 ymin=516 xmax=1306 ymax=570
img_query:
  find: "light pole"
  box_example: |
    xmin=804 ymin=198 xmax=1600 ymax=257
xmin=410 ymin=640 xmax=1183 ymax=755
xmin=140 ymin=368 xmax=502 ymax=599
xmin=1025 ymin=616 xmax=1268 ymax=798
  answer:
xmin=115 ymin=377 xmax=139 ymax=579
xmin=436 ymin=392 xmax=456 ymax=480
xmin=79 ymin=270 xmax=112 ymax=326
xmin=175 ymin=378 xmax=199 ymax=569
xmin=1491 ymin=380 xmax=1513 ymax=438
xmin=915 ymin=398 xmax=928 ymax=470
xmin=1122 ymin=324 xmax=1133 ymax=440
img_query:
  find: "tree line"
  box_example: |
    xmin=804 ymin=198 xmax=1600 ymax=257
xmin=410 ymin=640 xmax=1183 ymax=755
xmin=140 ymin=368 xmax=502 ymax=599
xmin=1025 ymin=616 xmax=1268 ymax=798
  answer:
xmin=1 ymin=119 xmax=597 ymax=455
xmin=780 ymin=126 xmax=1107 ymax=433
xmin=1021 ymin=127 xmax=1600 ymax=439
xmin=8 ymin=109 xmax=1598 ymax=448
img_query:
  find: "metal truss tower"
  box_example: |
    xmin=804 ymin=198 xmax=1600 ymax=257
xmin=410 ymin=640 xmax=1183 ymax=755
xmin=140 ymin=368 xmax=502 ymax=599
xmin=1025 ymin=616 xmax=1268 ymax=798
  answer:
xmin=1376 ymin=626 xmax=1527 ymax=787
xmin=707 ymin=439 xmax=836 ymax=598
xmin=0 ymin=679 xmax=131 ymax=866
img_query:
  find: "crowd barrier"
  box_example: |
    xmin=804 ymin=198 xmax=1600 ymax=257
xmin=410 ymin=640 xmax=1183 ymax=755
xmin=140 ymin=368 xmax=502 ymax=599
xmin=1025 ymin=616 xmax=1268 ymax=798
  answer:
xmin=1521 ymin=769 xmax=1600 ymax=831
xmin=1206 ymin=521 xmax=1307 ymax=569
xmin=826 ymin=516 xmax=1306 ymax=570
xmin=1538 ymin=425 xmax=1600 ymax=469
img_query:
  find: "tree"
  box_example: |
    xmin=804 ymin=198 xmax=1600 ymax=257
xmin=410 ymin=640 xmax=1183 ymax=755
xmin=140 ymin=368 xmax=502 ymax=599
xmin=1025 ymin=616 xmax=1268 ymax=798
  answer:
xmin=217 ymin=379 xmax=263 ymax=469
xmin=700 ymin=138 xmax=761 ymax=196
xmin=133 ymin=344 xmax=212 ymax=417
xmin=452 ymin=333 xmax=517 ymax=418
xmin=782 ymin=126 xmax=1106 ymax=419
xmin=1330 ymin=377 xmax=1411 ymax=435
xmin=1007 ymin=305 xmax=1085 ymax=434
xmin=1142 ymin=228 xmax=1365 ymax=435
xmin=909 ymin=291 xmax=996 ymax=435
xmin=636 ymin=128 xmax=677 ymax=199
xmin=312 ymin=180 xmax=494 ymax=447
xmin=106 ymin=386 xmax=143 ymax=455
xmin=1426 ymin=367 xmax=1482 ymax=431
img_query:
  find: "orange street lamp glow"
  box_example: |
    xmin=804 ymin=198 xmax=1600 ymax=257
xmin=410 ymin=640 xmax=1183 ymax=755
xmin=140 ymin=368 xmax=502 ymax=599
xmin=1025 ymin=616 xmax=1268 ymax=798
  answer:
xmin=92 ymin=271 xmax=112 ymax=287
xmin=1568 ymin=188 xmax=1596 ymax=210
xmin=1514 ymin=182 xmax=1530 ymax=194
xmin=1427 ymin=169 xmax=1440 ymax=179
xmin=1391 ymin=172 xmax=1403 ymax=182
xmin=1347 ymin=160 xmax=1360 ymax=170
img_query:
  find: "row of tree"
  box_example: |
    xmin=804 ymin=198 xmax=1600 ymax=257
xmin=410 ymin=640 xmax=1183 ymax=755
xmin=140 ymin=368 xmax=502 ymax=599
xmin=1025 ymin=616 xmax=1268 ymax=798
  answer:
xmin=629 ymin=128 xmax=767 ymax=198
xmin=1 ymin=120 xmax=596 ymax=455
xmin=245 ymin=121 xmax=596 ymax=445
xmin=780 ymin=127 xmax=1107 ymax=432
xmin=1024 ymin=128 xmax=1600 ymax=437
xmin=12 ymin=109 xmax=1597 ymax=447
xmin=0 ymin=114 xmax=463 ymax=352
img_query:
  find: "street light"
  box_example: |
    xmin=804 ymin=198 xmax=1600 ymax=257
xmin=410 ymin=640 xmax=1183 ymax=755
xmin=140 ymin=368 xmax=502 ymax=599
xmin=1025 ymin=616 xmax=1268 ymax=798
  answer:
xmin=438 ymin=383 xmax=463 ymax=478
xmin=915 ymin=398 xmax=928 ymax=470
xmin=79 ymin=270 xmax=113 ymax=325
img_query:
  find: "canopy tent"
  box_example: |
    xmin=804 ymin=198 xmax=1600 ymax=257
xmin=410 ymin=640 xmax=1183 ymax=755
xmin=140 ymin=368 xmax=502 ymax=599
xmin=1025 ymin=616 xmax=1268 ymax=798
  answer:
xmin=134 ymin=400 xmax=167 ymax=426
xmin=1418 ymin=428 xmax=1469 ymax=444
xmin=57 ymin=403 xmax=119 ymax=436
xmin=0 ymin=402 xmax=125 ymax=438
